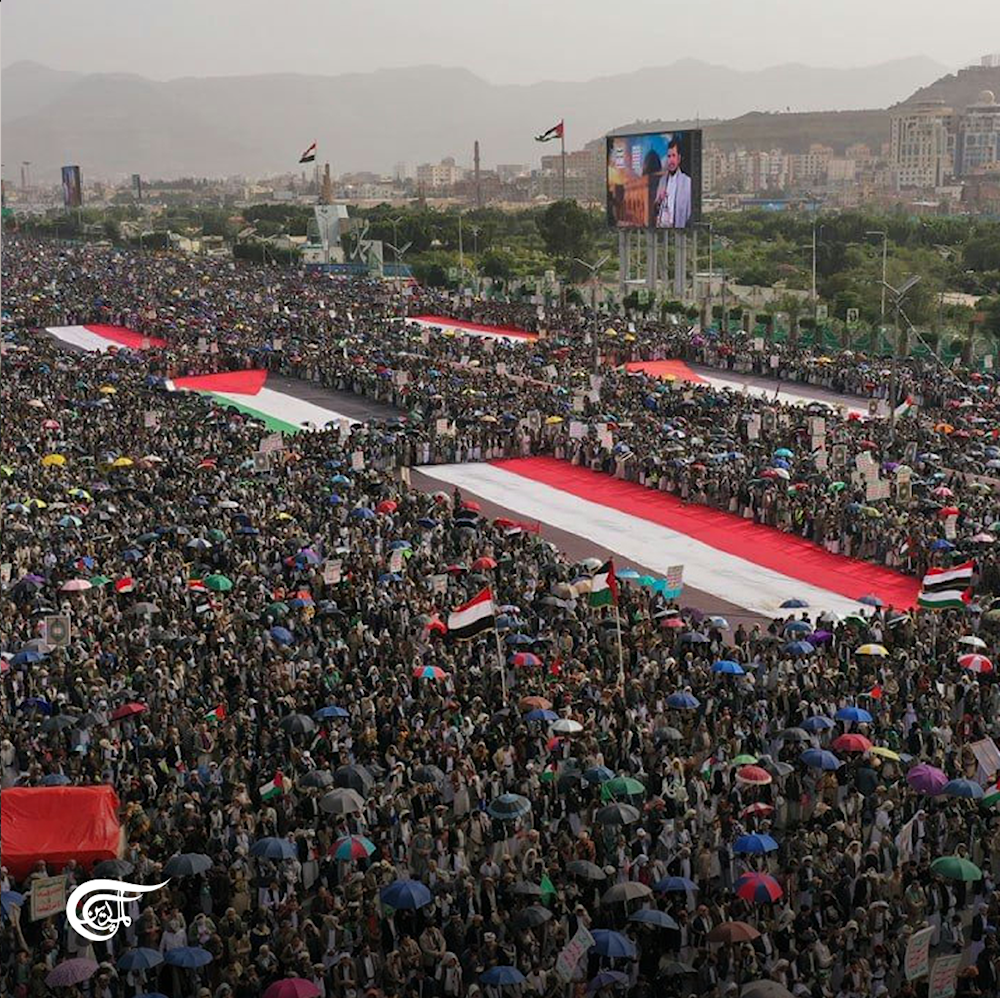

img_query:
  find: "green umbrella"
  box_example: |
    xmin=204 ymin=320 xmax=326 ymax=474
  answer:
xmin=930 ymin=856 xmax=982 ymax=881
xmin=601 ymin=777 xmax=646 ymax=801
xmin=732 ymin=754 xmax=758 ymax=766
xmin=843 ymin=615 xmax=869 ymax=628
xmin=205 ymin=574 xmax=233 ymax=592
xmin=207 ymin=528 xmax=227 ymax=543
xmin=828 ymin=481 xmax=847 ymax=493
xmin=267 ymin=601 xmax=289 ymax=616
xmin=90 ymin=574 xmax=112 ymax=587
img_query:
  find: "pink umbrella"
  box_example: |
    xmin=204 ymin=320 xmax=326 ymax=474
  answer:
xmin=906 ymin=763 xmax=948 ymax=795
xmin=46 ymin=959 xmax=99 ymax=988
xmin=735 ymin=765 xmax=772 ymax=786
xmin=112 ymin=702 xmax=148 ymax=720
xmin=958 ymin=653 xmax=993 ymax=674
xmin=263 ymin=980 xmax=321 ymax=998
xmin=60 ymin=578 xmax=92 ymax=592
xmin=832 ymin=733 xmax=873 ymax=753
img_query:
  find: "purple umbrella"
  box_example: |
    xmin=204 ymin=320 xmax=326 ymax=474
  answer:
xmin=906 ymin=763 xmax=948 ymax=796
xmin=46 ymin=959 xmax=99 ymax=988
xmin=807 ymin=630 xmax=834 ymax=645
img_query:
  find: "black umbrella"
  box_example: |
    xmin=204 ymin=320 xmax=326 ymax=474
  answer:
xmin=513 ymin=905 xmax=553 ymax=929
xmin=281 ymin=714 xmax=316 ymax=736
xmin=334 ymin=764 xmax=374 ymax=794
xmin=566 ymin=860 xmax=606 ymax=881
xmin=411 ymin=765 xmax=446 ymax=786
xmin=163 ymin=853 xmax=212 ymax=877
xmin=92 ymin=859 xmax=135 ymax=878
xmin=300 ymin=769 xmax=335 ymax=789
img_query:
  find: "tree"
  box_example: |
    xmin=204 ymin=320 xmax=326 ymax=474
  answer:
xmin=982 ymin=297 xmax=1000 ymax=338
xmin=535 ymin=200 xmax=593 ymax=262
xmin=480 ymin=248 xmax=516 ymax=283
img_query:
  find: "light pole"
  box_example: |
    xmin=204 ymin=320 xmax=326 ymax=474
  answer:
xmin=810 ymin=219 xmax=825 ymax=306
xmin=573 ymin=254 xmax=610 ymax=311
xmin=865 ymin=229 xmax=888 ymax=328
xmin=882 ymin=274 xmax=921 ymax=438
xmin=384 ymin=240 xmax=412 ymax=278
xmin=695 ymin=220 xmax=713 ymax=327
xmin=389 ymin=215 xmax=404 ymax=254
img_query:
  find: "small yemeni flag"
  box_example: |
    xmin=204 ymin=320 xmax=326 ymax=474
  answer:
xmin=205 ymin=704 xmax=226 ymax=723
xmin=894 ymin=396 xmax=915 ymax=419
xmin=917 ymin=588 xmax=971 ymax=610
xmin=922 ymin=561 xmax=974 ymax=591
xmin=188 ymin=579 xmax=208 ymax=593
xmin=549 ymin=655 xmax=563 ymax=677
xmin=259 ymin=770 xmax=286 ymax=801
xmin=447 ymin=587 xmax=496 ymax=639
xmin=115 ymin=577 xmax=135 ymax=594
xmin=535 ymin=120 xmax=564 ymax=143
xmin=299 ymin=141 xmax=317 ymax=163
xmin=590 ymin=560 xmax=618 ymax=607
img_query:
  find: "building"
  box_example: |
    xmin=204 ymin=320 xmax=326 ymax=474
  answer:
xmin=957 ymin=90 xmax=1000 ymax=175
xmin=889 ymin=100 xmax=953 ymax=187
xmin=415 ymin=158 xmax=465 ymax=189
xmin=787 ymin=144 xmax=834 ymax=185
xmin=496 ymin=164 xmax=528 ymax=183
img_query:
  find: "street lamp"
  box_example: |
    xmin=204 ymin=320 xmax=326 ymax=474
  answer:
xmin=573 ymin=254 xmax=610 ymax=311
xmin=384 ymin=239 xmax=412 ymax=278
xmin=694 ymin=220 xmax=714 ymax=326
xmin=865 ymin=230 xmax=888 ymax=328
xmin=882 ymin=274 xmax=921 ymax=436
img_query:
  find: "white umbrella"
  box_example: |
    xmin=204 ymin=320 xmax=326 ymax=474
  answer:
xmin=550 ymin=718 xmax=583 ymax=735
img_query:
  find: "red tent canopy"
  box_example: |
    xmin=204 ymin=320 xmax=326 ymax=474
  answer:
xmin=1 ymin=786 xmax=121 ymax=879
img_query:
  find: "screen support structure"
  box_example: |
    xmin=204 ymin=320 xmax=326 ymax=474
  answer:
xmin=674 ymin=231 xmax=687 ymax=298
xmin=646 ymin=230 xmax=657 ymax=291
xmin=618 ymin=230 xmax=628 ymax=296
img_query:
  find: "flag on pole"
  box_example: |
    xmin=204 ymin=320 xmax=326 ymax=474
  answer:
xmin=299 ymin=142 xmax=317 ymax=164
xmin=917 ymin=589 xmax=971 ymax=610
xmin=921 ymin=561 xmax=974 ymax=590
xmin=259 ymin=770 xmax=287 ymax=801
xmin=535 ymin=121 xmax=564 ymax=143
xmin=590 ymin=560 xmax=618 ymax=607
xmin=983 ymin=781 xmax=1000 ymax=807
xmin=447 ymin=587 xmax=496 ymax=639
xmin=204 ymin=704 xmax=226 ymax=722
xmin=894 ymin=395 xmax=916 ymax=419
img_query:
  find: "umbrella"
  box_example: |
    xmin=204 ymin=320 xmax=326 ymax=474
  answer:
xmin=163 ymin=947 xmax=213 ymax=968
xmin=281 ymin=713 xmax=315 ymax=736
xmin=263 ymin=980 xmax=321 ymax=998
xmin=942 ymin=778 xmax=984 ymax=799
xmin=587 ymin=971 xmax=630 ymax=992
xmin=832 ymin=733 xmax=873 ymax=753
xmin=1 ymin=890 xmax=25 ymax=918
xmin=778 ymin=727 xmax=811 ymax=743
xmin=628 ymin=909 xmax=679 ymax=929
xmin=602 ymin=882 xmax=652 ymax=905
xmin=60 ymin=578 xmax=91 ymax=592
xmin=801 ymin=749 xmax=841 ymax=771
xmin=511 ymin=651 xmax=542 ymax=667
xmin=567 ymin=860 xmax=607 ymax=880
xmin=741 ymin=803 xmax=775 ymax=819
xmin=329 ymin=835 xmax=376 ymax=861
xmin=661 ymin=961 xmax=697 ymax=976
xmin=551 ymin=718 xmax=584 ymax=735
xmin=525 ymin=708 xmax=559 ymax=723
xmin=92 ymin=859 xmax=135 ymax=878
xmin=906 ymin=763 xmax=948 ymax=795
xmin=250 ymin=837 xmax=298 ymax=861
xmin=163 ymin=853 xmax=212 ymax=877
xmin=712 ymin=659 xmax=745 ymax=675
xmin=590 ymin=929 xmax=637 ymax=958
xmin=320 ymin=788 xmax=365 ymax=814
xmin=595 ymin=803 xmax=641 ymax=825
xmin=735 ymin=765 xmax=772 ymax=786
xmin=654 ymin=876 xmax=698 ymax=893
xmin=313 ymin=705 xmax=349 ymax=720
xmin=117 ymin=948 xmax=164 ymax=972
xmin=335 ymin=764 xmax=374 ymax=794
xmin=511 ymin=881 xmax=545 ymax=897
xmin=584 ymin=765 xmax=617 ymax=784
xmin=708 ymin=921 xmax=761 ymax=944
xmin=958 ymin=635 xmax=988 ymax=648
xmin=413 ymin=665 xmax=447 ymax=680
xmin=802 ymin=715 xmax=834 ymax=732
xmin=299 ymin=770 xmax=335 ymax=789
xmin=411 ymin=765 xmax=446 ymax=785
xmin=855 ymin=644 xmax=888 ymax=657
xmin=741 ymin=982 xmax=795 ymax=998
xmin=783 ymin=620 xmax=812 ymax=635
xmin=735 ymin=872 xmax=783 ymax=903
xmin=487 ymin=793 xmax=532 ymax=820
xmin=41 ymin=718 xmax=75 ymax=735
xmin=666 ymin=691 xmax=700 ymax=709
xmin=601 ymin=776 xmax=645 ymax=800
xmin=930 ymin=856 xmax=983 ymax=881
xmin=205 ymin=574 xmax=233 ymax=592
xmin=733 ymin=834 xmax=779 ymax=854
xmin=111 ymin=702 xmax=146 ymax=720
xmin=269 ymin=626 xmax=295 ymax=645
xmin=46 ymin=959 xmax=100 ymax=987
xmin=835 ymin=705 xmax=874 ymax=723
xmin=381 ymin=879 xmax=433 ymax=909
xmin=513 ymin=905 xmax=553 ymax=929
xmin=480 ymin=967 xmax=526 ymax=987
xmin=959 ymin=653 xmax=993 ymax=674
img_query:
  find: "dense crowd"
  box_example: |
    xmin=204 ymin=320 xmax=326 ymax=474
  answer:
xmin=3 ymin=236 xmax=1000 ymax=998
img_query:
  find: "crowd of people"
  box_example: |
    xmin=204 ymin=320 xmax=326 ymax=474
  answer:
xmin=3 ymin=235 xmax=1000 ymax=998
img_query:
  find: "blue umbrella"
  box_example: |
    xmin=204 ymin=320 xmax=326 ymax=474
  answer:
xmin=380 ymin=879 xmax=433 ymax=910
xmin=117 ymin=948 xmax=163 ymax=972
xmin=525 ymin=708 xmax=559 ymax=722
xmin=327 ymin=494 xmax=343 ymax=506
xmin=163 ymin=947 xmax=212 ymax=969
xmin=667 ymin=691 xmax=700 ymax=709
xmin=506 ymin=633 xmax=534 ymax=645
xmin=331 ymin=474 xmax=351 ymax=485
xmin=388 ymin=539 xmax=412 ymax=550
xmin=835 ymin=706 xmax=873 ymax=723
xmin=587 ymin=971 xmax=630 ymax=993
xmin=654 ymin=876 xmax=698 ymax=893
xmin=617 ymin=568 xmax=641 ymax=580
xmin=802 ymin=715 xmax=835 ymax=732
xmin=349 ymin=507 xmax=375 ymax=520
xmin=590 ymin=929 xmax=637 ymax=959
xmin=416 ymin=517 xmax=439 ymax=529
xmin=583 ymin=765 xmax=617 ymax=784
xmin=801 ymin=749 xmax=842 ymax=771
xmin=314 ymin=705 xmax=349 ymax=720
xmin=249 ymin=837 xmax=298 ymax=860
xmin=42 ymin=773 xmax=71 ymax=786
xmin=931 ymin=539 xmax=954 ymax=551
xmin=784 ymin=620 xmax=812 ymax=634
xmin=122 ymin=548 xmax=144 ymax=562
xmin=629 ymin=909 xmax=679 ymax=929
xmin=11 ymin=649 xmax=46 ymax=666
xmin=18 ymin=697 xmax=52 ymax=714
xmin=858 ymin=594 xmax=883 ymax=607
xmin=784 ymin=640 xmax=815 ymax=656
xmin=480 ymin=967 xmax=526 ymax=987
xmin=942 ymin=778 xmax=984 ymax=799
xmin=487 ymin=793 xmax=532 ymax=820
xmin=269 ymin=626 xmax=294 ymax=646
xmin=733 ymin=833 xmax=779 ymax=854
xmin=712 ymin=660 xmax=745 ymax=675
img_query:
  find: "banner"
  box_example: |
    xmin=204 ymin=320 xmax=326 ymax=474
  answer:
xmin=61 ymin=166 xmax=82 ymax=208
xmin=904 ymin=926 xmax=934 ymax=980
xmin=30 ymin=875 xmax=67 ymax=921
xmin=554 ymin=925 xmax=595 ymax=982
xmin=929 ymin=954 xmax=962 ymax=998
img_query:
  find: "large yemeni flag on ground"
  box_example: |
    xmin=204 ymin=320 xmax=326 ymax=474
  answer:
xmin=447 ymin=587 xmax=496 ymax=639
xmin=590 ymin=560 xmax=618 ymax=607
xmin=45 ymin=324 xmax=167 ymax=353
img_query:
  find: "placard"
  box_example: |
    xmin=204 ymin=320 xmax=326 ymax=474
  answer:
xmin=253 ymin=452 xmax=271 ymax=472
xmin=808 ymin=417 xmax=826 ymax=437
xmin=769 ymin=354 xmax=780 ymax=370
xmin=572 ymin=395 xmax=585 ymax=413
xmin=865 ymin=480 xmax=890 ymax=501
xmin=555 ymin=925 xmax=595 ymax=983
xmin=429 ymin=573 xmax=448 ymax=595
xmin=590 ymin=374 xmax=604 ymax=391
xmin=197 ymin=337 xmax=208 ymax=353
xmin=928 ymin=954 xmax=962 ymax=998
xmin=323 ymin=560 xmax=343 ymax=585
xmin=544 ymin=365 xmax=558 ymax=380
xmin=43 ymin=615 xmax=72 ymax=649
xmin=30 ymin=875 xmax=67 ymax=922
xmin=0 ymin=563 xmax=11 ymax=585
xmin=495 ymin=363 xmax=507 ymax=377
xmin=259 ymin=433 xmax=284 ymax=455
xmin=896 ymin=480 xmax=912 ymax=503
xmin=832 ymin=444 xmax=847 ymax=467
xmin=389 ymin=549 xmax=404 ymax=573
xmin=351 ymin=451 xmax=365 ymax=472
xmin=569 ymin=421 xmax=587 ymax=440
xmin=752 ymin=337 xmax=765 ymax=352
xmin=143 ymin=411 xmax=161 ymax=430
xmin=944 ymin=514 xmax=957 ymax=540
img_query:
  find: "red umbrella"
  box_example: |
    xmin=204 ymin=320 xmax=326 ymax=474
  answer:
xmin=735 ymin=872 xmax=784 ymax=903
xmin=445 ymin=563 xmax=468 ymax=574
xmin=937 ymin=505 xmax=960 ymax=518
xmin=375 ymin=500 xmax=398 ymax=514
xmin=115 ymin=577 xmax=135 ymax=594
xmin=472 ymin=556 xmax=498 ymax=571
xmin=958 ymin=653 xmax=993 ymax=674
xmin=832 ymin=733 xmax=873 ymax=753
xmin=708 ymin=920 xmax=761 ymax=943
xmin=461 ymin=500 xmax=482 ymax=512
xmin=735 ymin=765 xmax=772 ymax=786
xmin=425 ymin=617 xmax=447 ymax=636
xmin=111 ymin=702 xmax=147 ymax=720
xmin=511 ymin=652 xmax=542 ymax=668
xmin=741 ymin=802 xmax=774 ymax=819
xmin=263 ymin=980 xmax=321 ymax=998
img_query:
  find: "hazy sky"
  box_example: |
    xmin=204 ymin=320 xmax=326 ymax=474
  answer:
xmin=3 ymin=0 xmax=999 ymax=82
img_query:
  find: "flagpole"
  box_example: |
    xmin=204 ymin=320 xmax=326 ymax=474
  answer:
xmin=490 ymin=587 xmax=507 ymax=705
xmin=560 ymin=122 xmax=566 ymax=201
xmin=615 ymin=598 xmax=625 ymax=689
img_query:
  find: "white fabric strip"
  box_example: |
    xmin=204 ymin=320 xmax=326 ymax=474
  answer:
xmin=211 ymin=387 xmax=360 ymax=428
xmin=45 ymin=326 xmax=119 ymax=353
xmin=419 ymin=463 xmax=874 ymax=617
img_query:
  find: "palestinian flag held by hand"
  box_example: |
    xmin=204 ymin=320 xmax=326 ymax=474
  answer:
xmin=260 ymin=770 xmax=287 ymax=801
xmin=590 ymin=560 xmax=618 ymax=607
xmin=205 ymin=704 xmax=226 ymax=723
xmin=299 ymin=141 xmax=317 ymax=164
xmin=535 ymin=120 xmax=564 ymax=143
xmin=917 ymin=588 xmax=971 ymax=610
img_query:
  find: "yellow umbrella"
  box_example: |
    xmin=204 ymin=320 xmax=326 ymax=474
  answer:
xmin=545 ymin=416 xmax=564 ymax=425
xmin=26 ymin=399 xmax=45 ymax=409
xmin=870 ymin=746 xmax=900 ymax=761
xmin=25 ymin=498 xmax=48 ymax=510
xmin=110 ymin=457 xmax=134 ymax=468
xmin=855 ymin=643 xmax=888 ymax=657
xmin=480 ymin=415 xmax=498 ymax=423
xmin=274 ymin=512 xmax=295 ymax=521
xmin=1 ymin=465 xmax=15 ymax=477
xmin=68 ymin=488 xmax=93 ymax=500
xmin=99 ymin=385 xmax=117 ymax=395
xmin=604 ymin=327 xmax=618 ymax=337
xmin=624 ymin=333 xmax=636 ymax=342
xmin=41 ymin=454 xmax=67 ymax=467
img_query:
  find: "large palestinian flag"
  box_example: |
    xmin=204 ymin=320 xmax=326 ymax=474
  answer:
xmin=45 ymin=324 xmax=167 ymax=352
xmin=166 ymin=369 xmax=359 ymax=435
xmin=405 ymin=316 xmax=538 ymax=344
xmin=419 ymin=457 xmax=921 ymax=617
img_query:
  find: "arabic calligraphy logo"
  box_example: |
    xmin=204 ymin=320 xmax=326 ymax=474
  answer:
xmin=65 ymin=878 xmax=170 ymax=942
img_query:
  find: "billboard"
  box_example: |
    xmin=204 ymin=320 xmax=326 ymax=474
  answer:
xmin=606 ymin=130 xmax=701 ymax=229
xmin=132 ymin=173 xmax=142 ymax=201
xmin=61 ymin=165 xmax=82 ymax=208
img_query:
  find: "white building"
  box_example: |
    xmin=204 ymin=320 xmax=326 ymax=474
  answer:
xmin=957 ymin=90 xmax=1000 ymax=175
xmin=890 ymin=100 xmax=953 ymax=188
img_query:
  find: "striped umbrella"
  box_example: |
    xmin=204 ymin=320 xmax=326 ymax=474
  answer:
xmin=413 ymin=665 xmax=447 ymax=680
xmin=735 ymin=872 xmax=783 ymax=903
xmin=329 ymin=835 xmax=376 ymax=861
xmin=958 ymin=653 xmax=993 ymax=674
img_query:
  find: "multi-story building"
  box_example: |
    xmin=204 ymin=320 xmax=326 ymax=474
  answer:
xmin=787 ymin=144 xmax=834 ymax=186
xmin=889 ymin=100 xmax=953 ymax=187
xmin=957 ymin=90 xmax=1000 ymax=175
xmin=415 ymin=158 xmax=465 ymax=189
